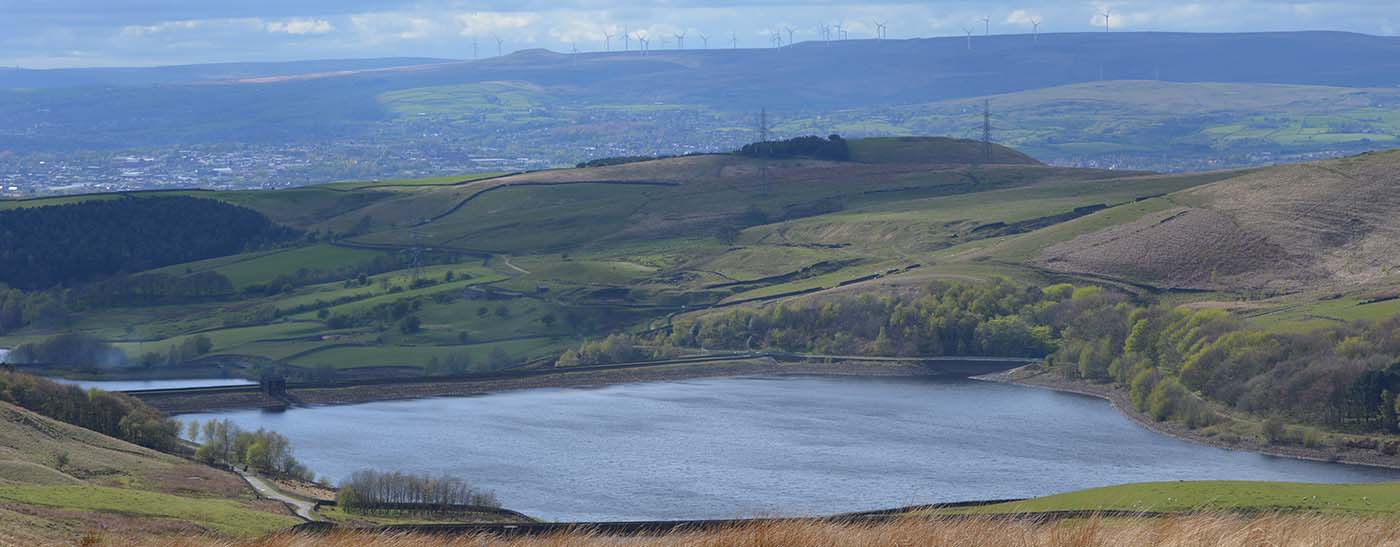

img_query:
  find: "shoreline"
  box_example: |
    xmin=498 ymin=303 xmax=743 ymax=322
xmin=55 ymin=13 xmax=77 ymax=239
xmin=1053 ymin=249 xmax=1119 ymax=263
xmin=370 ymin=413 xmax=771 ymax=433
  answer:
xmin=975 ymin=365 xmax=1400 ymax=472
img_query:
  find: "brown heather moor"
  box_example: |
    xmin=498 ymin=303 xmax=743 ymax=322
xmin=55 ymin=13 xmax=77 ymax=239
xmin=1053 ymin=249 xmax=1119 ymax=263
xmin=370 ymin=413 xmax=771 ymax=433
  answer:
xmin=106 ymin=514 xmax=1400 ymax=547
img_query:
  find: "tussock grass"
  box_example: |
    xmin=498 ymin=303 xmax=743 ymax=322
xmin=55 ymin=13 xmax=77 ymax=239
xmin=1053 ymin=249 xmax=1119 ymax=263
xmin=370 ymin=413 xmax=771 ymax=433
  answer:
xmin=120 ymin=514 xmax=1400 ymax=546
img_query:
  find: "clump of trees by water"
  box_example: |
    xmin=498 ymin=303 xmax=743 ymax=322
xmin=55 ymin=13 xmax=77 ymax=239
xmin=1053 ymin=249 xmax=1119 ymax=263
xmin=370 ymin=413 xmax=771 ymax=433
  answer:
xmin=336 ymin=469 xmax=499 ymax=514
xmin=667 ymin=279 xmax=1056 ymax=358
xmin=189 ymin=418 xmax=314 ymax=481
xmin=558 ymin=279 xmax=1400 ymax=441
xmin=0 ymin=369 xmax=180 ymax=450
xmin=1043 ymin=293 xmax=1400 ymax=436
xmin=7 ymin=332 xmax=126 ymax=367
xmin=555 ymin=333 xmax=671 ymax=367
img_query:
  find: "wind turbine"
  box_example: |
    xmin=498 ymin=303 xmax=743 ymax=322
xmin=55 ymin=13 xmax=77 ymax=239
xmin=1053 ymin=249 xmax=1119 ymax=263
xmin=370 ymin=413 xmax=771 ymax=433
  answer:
xmin=1030 ymin=17 xmax=1042 ymax=41
xmin=570 ymin=42 xmax=580 ymax=66
xmin=674 ymin=31 xmax=686 ymax=49
xmin=833 ymin=21 xmax=844 ymax=41
xmin=872 ymin=20 xmax=888 ymax=40
xmin=963 ymin=26 xmax=975 ymax=50
xmin=819 ymin=23 xmax=831 ymax=42
xmin=1101 ymin=7 xmax=1112 ymax=32
xmin=982 ymin=16 xmax=991 ymax=36
xmin=472 ymin=37 xmax=479 ymax=59
xmin=785 ymin=26 xmax=795 ymax=45
xmin=623 ymin=25 xmax=631 ymax=51
xmin=604 ymin=30 xmax=615 ymax=52
xmin=493 ymin=34 xmax=504 ymax=57
xmin=770 ymin=29 xmax=783 ymax=48
xmin=699 ymin=33 xmax=709 ymax=49
xmin=731 ymin=31 xmax=738 ymax=49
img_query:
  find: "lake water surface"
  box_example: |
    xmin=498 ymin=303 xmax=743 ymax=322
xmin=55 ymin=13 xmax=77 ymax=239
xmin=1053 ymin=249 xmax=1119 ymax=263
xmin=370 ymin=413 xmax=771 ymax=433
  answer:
xmin=184 ymin=376 xmax=1400 ymax=521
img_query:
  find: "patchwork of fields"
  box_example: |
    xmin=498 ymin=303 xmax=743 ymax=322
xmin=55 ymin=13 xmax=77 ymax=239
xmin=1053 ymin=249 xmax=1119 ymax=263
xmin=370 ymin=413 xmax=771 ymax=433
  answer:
xmin=6 ymin=138 xmax=1400 ymax=381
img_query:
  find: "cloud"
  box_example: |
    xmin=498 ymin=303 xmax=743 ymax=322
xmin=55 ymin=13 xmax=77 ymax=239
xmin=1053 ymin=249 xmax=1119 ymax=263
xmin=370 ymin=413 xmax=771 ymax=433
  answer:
xmin=8 ymin=1 xmax=1400 ymax=67
xmin=455 ymin=12 xmax=540 ymax=37
xmin=265 ymin=18 xmax=334 ymax=35
xmin=350 ymin=12 xmax=443 ymax=42
xmin=1005 ymin=9 xmax=1038 ymax=26
xmin=119 ymin=19 xmax=204 ymax=37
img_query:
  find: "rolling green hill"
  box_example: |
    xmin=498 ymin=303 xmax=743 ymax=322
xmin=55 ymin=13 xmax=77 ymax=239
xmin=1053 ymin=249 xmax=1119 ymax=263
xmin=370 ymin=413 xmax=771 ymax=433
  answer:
xmin=7 ymin=138 xmax=1400 ymax=379
xmin=0 ymin=137 xmax=1215 ymax=379
xmin=0 ymin=401 xmax=297 ymax=543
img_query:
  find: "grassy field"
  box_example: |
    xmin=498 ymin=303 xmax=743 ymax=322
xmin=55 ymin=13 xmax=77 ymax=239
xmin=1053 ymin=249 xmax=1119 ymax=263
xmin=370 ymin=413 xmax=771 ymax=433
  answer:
xmin=936 ymin=481 xmax=1400 ymax=516
xmin=0 ymin=401 xmax=297 ymax=542
xmin=9 ymin=138 xmax=1400 ymax=379
xmin=150 ymin=244 xmax=389 ymax=289
xmin=0 ymin=485 xmax=298 ymax=537
xmin=320 ymin=172 xmax=510 ymax=190
xmin=808 ymin=81 xmax=1400 ymax=167
xmin=1246 ymin=296 xmax=1400 ymax=333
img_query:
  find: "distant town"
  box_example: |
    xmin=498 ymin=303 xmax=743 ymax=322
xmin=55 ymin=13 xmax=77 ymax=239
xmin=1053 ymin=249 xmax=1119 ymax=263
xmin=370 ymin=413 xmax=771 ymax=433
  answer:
xmin=2 ymin=138 xmax=1372 ymax=198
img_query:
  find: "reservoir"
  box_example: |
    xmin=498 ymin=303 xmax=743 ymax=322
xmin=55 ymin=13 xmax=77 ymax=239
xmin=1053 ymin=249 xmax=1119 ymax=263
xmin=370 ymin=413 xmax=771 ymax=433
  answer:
xmin=183 ymin=375 xmax=1400 ymax=521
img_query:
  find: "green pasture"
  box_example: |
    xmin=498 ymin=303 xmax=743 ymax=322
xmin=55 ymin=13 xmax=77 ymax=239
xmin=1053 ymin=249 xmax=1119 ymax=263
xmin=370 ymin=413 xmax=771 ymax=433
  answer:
xmin=0 ymin=484 xmax=298 ymax=537
xmin=930 ymin=481 xmax=1400 ymax=516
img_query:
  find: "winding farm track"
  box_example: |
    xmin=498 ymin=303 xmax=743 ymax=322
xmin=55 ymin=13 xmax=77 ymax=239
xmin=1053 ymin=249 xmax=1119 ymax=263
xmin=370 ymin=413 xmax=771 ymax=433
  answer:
xmin=237 ymin=468 xmax=323 ymax=522
xmin=500 ymin=256 xmax=531 ymax=275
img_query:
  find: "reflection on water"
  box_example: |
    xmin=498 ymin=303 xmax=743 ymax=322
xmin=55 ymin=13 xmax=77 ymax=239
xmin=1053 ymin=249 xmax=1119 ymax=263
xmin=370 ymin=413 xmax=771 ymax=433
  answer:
xmin=185 ymin=375 xmax=1400 ymax=521
xmin=51 ymin=377 xmax=255 ymax=392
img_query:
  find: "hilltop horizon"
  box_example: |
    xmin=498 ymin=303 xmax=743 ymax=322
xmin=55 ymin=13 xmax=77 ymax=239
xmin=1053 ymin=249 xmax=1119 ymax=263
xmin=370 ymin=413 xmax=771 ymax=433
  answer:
xmin=4 ymin=29 xmax=1397 ymax=75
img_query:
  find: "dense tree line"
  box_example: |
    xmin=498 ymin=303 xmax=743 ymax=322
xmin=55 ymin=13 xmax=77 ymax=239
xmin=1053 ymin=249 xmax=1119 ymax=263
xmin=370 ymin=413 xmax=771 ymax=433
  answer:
xmin=1044 ymin=294 xmax=1400 ymax=434
xmin=555 ymin=333 xmax=669 ymax=367
xmin=664 ymin=279 xmax=1056 ymax=358
xmin=190 ymin=418 xmax=314 ymax=480
xmin=0 ymin=370 xmax=180 ymax=450
xmin=7 ymin=332 xmax=127 ymax=367
xmin=0 ymin=196 xmax=298 ymax=290
xmin=0 ymin=287 xmax=70 ymax=334
xmin=739 ymin=135 xmax=850 ymax=161
xmin=337 ymin=469 xmax=499 ymax=512
xmin=556 ymin=279 xmax=1400 ymax=437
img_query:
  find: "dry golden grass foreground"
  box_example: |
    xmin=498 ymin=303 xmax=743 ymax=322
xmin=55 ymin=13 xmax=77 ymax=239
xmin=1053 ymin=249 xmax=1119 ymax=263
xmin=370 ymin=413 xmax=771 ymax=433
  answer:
xmin=110 ymin=514 xmax=1400 ymax=547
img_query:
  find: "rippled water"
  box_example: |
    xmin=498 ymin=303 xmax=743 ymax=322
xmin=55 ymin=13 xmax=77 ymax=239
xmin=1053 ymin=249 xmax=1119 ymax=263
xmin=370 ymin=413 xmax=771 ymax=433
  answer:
xmin=184 ymin=376 xmax=1400 ymax=521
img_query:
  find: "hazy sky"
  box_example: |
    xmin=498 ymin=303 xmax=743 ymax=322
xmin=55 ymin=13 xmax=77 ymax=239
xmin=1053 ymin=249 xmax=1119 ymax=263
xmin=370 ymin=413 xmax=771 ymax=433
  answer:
xmin=4 ymin=1 xmax=1397 ymax=68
